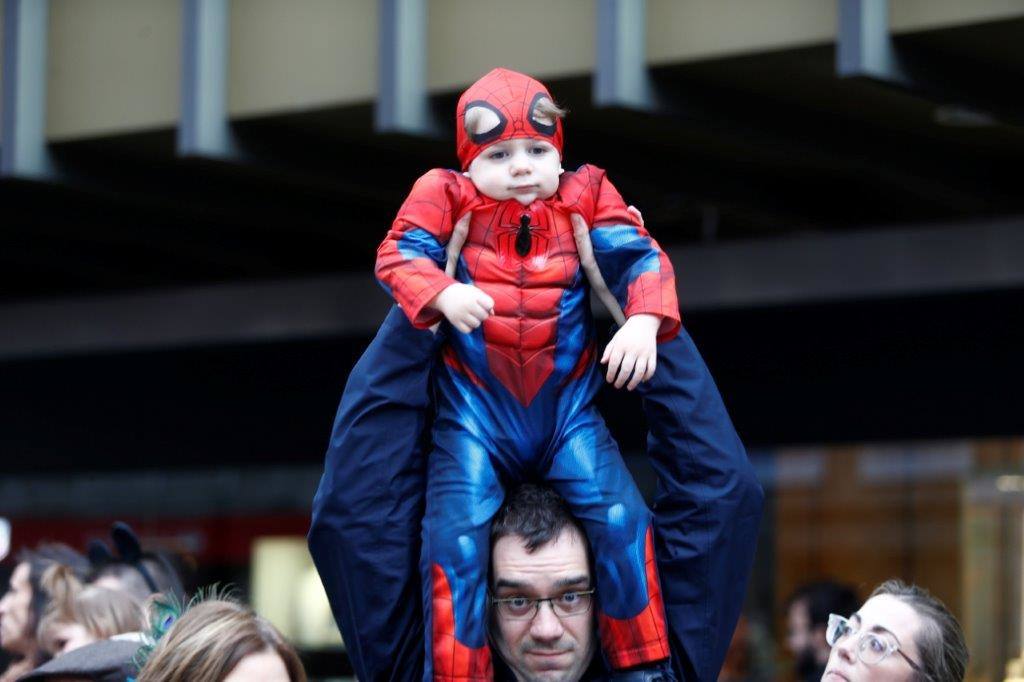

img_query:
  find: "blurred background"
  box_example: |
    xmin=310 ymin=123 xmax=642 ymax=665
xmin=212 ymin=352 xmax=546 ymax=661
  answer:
xmin=2 ymin=0 xmax=1023 ymax=679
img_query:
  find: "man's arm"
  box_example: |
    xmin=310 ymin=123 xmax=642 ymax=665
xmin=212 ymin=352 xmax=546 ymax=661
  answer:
xmin=308 ymin=306 xmax=438 ymax=682
xmin=637 ymin=327 xmax=765 ymax=682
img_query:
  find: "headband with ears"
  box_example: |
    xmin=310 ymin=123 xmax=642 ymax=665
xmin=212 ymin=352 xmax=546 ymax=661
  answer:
xmin=88 ymin=521 xmax=168 ymax=595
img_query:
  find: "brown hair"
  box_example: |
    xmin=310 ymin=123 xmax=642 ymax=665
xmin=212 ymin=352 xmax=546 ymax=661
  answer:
xmin=38 ymin=564 xmax=145 ymax=655
xmin=463 ymin=97 xmax=567 ymax=136
xmin=869 ymin=580 xmax=968 ymax=682
xmin=136 ymin=599 xmax=306 ymax=682
xmin=18 ymin=544 xmax=90 ymax=636
xmin=533 ymin=97 xmax=568 ymax=124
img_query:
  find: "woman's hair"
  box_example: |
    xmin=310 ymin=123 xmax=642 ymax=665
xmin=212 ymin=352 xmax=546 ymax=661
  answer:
xmin=136 ymin=599 xmax=306 ymax=682
xmin=869 ymin=580 xmax=969 ymax=682
xmin=37 ymin=564 xmax=145 ymax=655
xmin=12 ymin=544 xmax=91 ymax=664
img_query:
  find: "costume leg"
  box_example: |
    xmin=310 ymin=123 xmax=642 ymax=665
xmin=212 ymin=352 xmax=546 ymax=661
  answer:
xmin=423 ymin=425 xmax=504 ymax=681
xmin=546 ymin=409 xmax=670 ymax=670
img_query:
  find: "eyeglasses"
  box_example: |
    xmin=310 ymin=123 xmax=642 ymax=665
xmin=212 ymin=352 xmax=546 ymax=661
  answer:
xmin=489 ymin=589 xmax=596 ymax=621
xmin=826 ymin=614 xmax=926 ymax=675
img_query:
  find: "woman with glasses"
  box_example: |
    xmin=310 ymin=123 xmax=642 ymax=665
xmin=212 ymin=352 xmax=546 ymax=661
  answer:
xmin=824 ymin=580 xmax=968 ymax=682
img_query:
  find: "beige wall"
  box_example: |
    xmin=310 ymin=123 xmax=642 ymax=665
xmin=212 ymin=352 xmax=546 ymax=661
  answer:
xmin=47 ymin=0 xmax=179 ymax=141
xmin=891 ymin=0 xmax=1024 ymax=32
xmin=228 ymin=0 xmax=375 ymax=117
xmin=427 ymin=0 xmax=594 ymax=91
xmin=30 ymin=0 xmax=1024 ymax=142
xmin=648 ymin=0 xmax=1024 ymax=65
xmin=0 ymin=11 xmax=5 ymax=137
xmin=648 ymin=0 xmax=836 ymax=65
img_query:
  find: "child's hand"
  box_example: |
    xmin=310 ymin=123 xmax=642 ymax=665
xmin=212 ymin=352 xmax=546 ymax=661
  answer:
xmin=626 ymin=205 xmax=644 ymax=227
xmin=431 ymin=283 xmax=495 ymax=333
xmin=601 ymin=313 xmax=661 ymax=390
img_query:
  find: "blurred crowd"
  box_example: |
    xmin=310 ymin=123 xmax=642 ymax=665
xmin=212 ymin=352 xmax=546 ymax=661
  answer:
xmin=0 ymin=524 xmax=305 ymax=682
xmin=716 ymin=579 xmax=968 ymax=682
xmin=1 ymin=522 xmax=969 ymax=682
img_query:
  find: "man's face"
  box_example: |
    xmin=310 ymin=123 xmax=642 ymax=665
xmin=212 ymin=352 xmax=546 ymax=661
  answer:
xmin=491 ymin=529 xmax=596 ymax=681
xmin=466 ymin=137 xmax=563 ymax=206
xmin=0 ymin=563 xmax=35 ymax=655
xmin=823 ymin=595 xmax=924 ymax=682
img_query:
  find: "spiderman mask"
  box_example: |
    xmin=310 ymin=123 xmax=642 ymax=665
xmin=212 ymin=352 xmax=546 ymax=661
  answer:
xmin=456 ymin=68 xmax=565 ymax=171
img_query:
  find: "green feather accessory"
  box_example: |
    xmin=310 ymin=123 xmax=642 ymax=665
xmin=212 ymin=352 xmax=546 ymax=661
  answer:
xmin=132 ymin=584 xmax=238 ymax=672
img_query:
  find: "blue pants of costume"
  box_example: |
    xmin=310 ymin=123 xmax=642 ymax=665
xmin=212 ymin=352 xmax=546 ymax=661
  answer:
xmin=422 ymin=364 xmax=670 ymax=680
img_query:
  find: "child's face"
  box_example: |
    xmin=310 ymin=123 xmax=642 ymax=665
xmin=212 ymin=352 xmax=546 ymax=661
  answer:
xmin=465 ymin=137 xmax=563 ymax=206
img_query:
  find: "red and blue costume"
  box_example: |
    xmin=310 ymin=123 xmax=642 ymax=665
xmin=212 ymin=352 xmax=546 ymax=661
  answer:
xmin=308 ymin=306 xmax=765 ymax=681
xmin=375 ymin=69 xmax=680 ymax=679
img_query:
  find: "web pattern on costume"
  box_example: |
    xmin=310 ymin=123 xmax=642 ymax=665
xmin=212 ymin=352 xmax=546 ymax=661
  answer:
xmin=556 ymin=164 xmax=680 ymax=340
xmin=376 ymin=68 xmax=679 ymax=681
xmin=376 ymin=165 xmax=679 ymax=681
xmin=375 ymin=169 xmax=463 ymax=328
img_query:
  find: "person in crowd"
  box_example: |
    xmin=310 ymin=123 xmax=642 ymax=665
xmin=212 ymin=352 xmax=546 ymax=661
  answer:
xmin=786 ymin=581 xmax=860 ymax=682
xmin=88 ymin=523 xmax=185 ymax=602
xmin=0 ymin=544 xmax=89 ymax=682
xmin=135 ymin=598 xmax=306 ymax=682
xmin=37 ymin=564 xmax=145 ymax=657
xmin=823 ymin=579 xmax=968 ymax=682
xmin=89 ymin=556 xmax=183 ymax=604
xmin=309 ymin=303 xmax=764 ymax=680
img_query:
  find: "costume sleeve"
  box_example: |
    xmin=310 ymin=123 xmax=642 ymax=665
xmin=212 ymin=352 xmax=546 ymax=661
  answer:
xmin=375 ymin=169 xmax=464 ymax=328
xmin=636 ymin=327 xmax=764 ymax=682
xmin=308 ymin=306 xmax=439 ymax=682
xmin=584 ymin=164 xmax=681 ymax=342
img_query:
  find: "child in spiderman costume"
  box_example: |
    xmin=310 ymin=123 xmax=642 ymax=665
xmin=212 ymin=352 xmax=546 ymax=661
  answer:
xmin=375 ymin=68 xmax=680 ymax=680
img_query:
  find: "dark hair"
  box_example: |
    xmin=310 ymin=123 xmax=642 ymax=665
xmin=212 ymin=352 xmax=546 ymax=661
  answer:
xmin=786 ymin=581 xmax=860 ymax=628
xmin=869 ymin=580 xmax=968 ymax=682
xmin=17 ymin=544 xmax=91 ymax=637
xmin=490 ymin=484 xmax=588 ymax=555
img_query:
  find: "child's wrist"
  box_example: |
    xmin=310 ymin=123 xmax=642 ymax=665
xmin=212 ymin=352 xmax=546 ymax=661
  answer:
xmin=428 ymin=283 xmax=458 ymax=312
xmin=626 ymin=313 xmax=662 ymax=334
